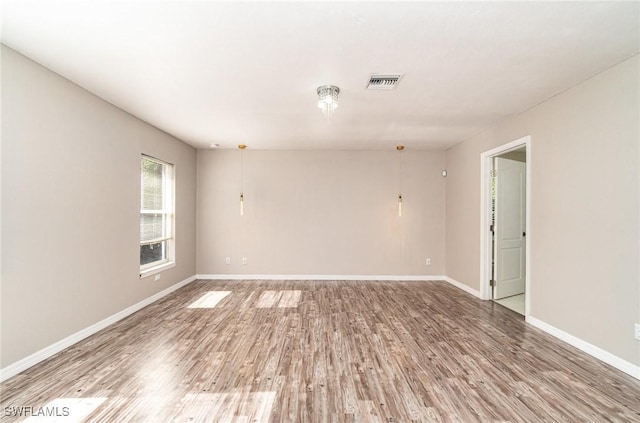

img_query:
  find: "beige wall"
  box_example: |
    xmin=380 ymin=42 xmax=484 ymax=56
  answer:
xmin=445 ymin=55 xmax=639 ymax=365
xmin=1 ymin=46 xmax=197 ymax=367
xmin=197 ymin=149 xmax=446 ymax=276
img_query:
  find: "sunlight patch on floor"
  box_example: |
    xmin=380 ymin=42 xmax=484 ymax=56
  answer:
xmin=277 ymin=290 xmax=301 ymax=308
xmin=187 ymin=291 xmax=232 ymax=308
xmin=256 ymin=290 xmax=301 ymax=308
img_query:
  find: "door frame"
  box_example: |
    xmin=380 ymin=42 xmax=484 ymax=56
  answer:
xmin=479 ymin=135 xmax=531 ymax=316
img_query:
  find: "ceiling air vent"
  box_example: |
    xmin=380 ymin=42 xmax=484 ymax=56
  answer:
xmin=366 ymin=74 xmax=403 ymax=90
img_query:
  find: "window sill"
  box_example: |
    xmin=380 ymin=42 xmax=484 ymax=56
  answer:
xmin=140 ymin=262 xmax=175 ymax=279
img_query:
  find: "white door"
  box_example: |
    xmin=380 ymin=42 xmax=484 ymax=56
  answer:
xmin=493 ymin=157 xmax=526 ymax=300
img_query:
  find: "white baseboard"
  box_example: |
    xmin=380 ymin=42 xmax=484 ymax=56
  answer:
xmin=195 ymin=274 xmax=447 ymax=281
xmin=197 ymin=275 xmax=483 ymax=300
xmin=442 ymin=276 xmax=482 ymax=298
xmin=526 ymin=316 xmax=640 ymax=380
xmin=0 ymin=274 xmax=197 ymax=383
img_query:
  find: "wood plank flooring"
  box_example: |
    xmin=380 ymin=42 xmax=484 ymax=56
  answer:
xmin=2 ymin=280 xmax=640 ymax=422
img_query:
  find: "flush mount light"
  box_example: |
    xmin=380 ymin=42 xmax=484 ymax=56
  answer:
xmin=317 ymin=85 xmax=340 ymax=118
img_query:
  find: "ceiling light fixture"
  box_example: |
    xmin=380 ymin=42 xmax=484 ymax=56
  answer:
xmin=397 ymin=145 xmax=404 ymax=217
xmin=317 ymin=85 xmax=340 ymax=118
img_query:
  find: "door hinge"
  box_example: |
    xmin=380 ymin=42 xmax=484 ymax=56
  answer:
xmin=490 ymin=279 xmax=496 ymax=287
xmin=490 ymin=224 xmax=495 ymax=233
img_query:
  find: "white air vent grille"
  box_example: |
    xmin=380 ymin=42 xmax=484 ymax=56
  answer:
xmin=366 ymin=74 xmax=403 ymax=90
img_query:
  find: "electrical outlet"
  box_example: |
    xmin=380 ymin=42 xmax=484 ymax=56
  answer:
xmin=425 ymin=258 xmax=431 ymax=266
xmin=242 ymin=257 xmax=248 ymax=265
xmin=154 ymin=274 xmax=161 ymax=281
xmin=634 ymin=323 xmax=640 ymax=341
xmin=225 ymin=257 xmax=231 ymax=265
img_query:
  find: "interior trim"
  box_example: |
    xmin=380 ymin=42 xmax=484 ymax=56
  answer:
xmin=195 ymin=274 xmax=448 ymax=281
xmin=527 ymin=316 xmax=640 ymax=380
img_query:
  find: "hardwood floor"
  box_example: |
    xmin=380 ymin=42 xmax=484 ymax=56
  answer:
xmin=2 ymin=280 xmax=639 ymax=422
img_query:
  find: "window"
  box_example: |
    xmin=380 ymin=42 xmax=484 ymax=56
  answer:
xmin=140 ymin=155 xmax=175 ymax=275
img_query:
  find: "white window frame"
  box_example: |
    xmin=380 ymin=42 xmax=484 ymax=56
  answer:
xmin=140 ymin=155 xmax=175 ymax=278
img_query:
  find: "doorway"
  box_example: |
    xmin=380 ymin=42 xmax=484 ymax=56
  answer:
xmin=480 ymin=136 xmax=531 ymax=317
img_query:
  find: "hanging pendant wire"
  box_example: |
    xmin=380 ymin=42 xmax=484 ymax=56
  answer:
xmin=397 ymin=145 xmax=404 ymax=216
xmin=238 ymin=144 xmax=246 ymax=216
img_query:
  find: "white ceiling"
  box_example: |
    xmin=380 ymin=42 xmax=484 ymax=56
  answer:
xmin=2 ymin=1 xmax=638 ymax=151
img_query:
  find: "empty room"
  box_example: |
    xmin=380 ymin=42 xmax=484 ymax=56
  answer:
xmin=1 ymin=1 xmax=639 ymax=422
